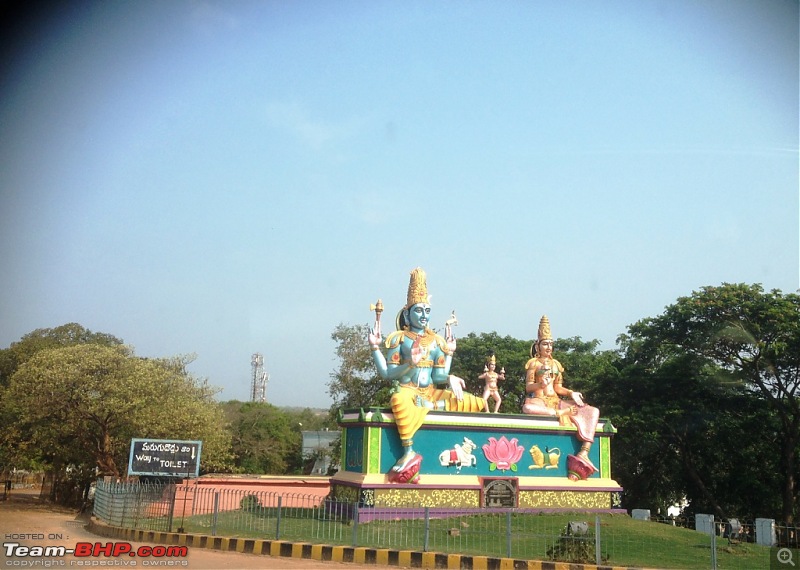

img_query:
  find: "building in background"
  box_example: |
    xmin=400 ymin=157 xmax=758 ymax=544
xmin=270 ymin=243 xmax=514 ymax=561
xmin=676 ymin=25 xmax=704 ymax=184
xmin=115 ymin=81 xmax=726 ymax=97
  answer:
xmin=301 ymin=429 xmax=339 ymax=475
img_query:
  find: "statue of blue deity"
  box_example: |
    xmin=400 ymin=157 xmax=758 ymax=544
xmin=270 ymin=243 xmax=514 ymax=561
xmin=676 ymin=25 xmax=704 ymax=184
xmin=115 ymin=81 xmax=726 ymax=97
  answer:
xmin=369 ymin=267 xmax=486 ymax=483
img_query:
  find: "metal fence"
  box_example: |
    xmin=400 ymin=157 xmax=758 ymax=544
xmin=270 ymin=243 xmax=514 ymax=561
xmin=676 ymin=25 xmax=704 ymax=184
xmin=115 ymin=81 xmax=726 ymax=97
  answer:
xmin=93 ymin=480 xmax=792 ymax=569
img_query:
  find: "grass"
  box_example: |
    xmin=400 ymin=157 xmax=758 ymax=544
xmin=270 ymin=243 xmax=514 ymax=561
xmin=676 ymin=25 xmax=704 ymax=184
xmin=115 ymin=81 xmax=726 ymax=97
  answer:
xmin=144 ymin=507 xmax=773 ymax=569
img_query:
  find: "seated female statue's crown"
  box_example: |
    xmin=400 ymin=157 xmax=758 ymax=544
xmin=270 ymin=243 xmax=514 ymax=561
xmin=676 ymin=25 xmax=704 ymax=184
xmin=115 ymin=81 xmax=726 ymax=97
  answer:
xmin=538 ymin=315 xmax=552 ymax=341
xmin=406 ymin=267 xmax=429 ymax=308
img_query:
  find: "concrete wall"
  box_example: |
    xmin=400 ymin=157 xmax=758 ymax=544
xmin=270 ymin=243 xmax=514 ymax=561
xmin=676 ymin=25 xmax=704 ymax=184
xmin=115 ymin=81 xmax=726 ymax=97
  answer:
xmin=173 ymin=475 xmax=331 ymax=515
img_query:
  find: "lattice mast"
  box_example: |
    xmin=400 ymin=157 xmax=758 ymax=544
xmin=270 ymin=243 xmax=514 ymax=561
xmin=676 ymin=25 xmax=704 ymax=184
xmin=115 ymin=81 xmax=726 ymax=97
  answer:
xmin=250 ymin=353 xmax=269 ymax=403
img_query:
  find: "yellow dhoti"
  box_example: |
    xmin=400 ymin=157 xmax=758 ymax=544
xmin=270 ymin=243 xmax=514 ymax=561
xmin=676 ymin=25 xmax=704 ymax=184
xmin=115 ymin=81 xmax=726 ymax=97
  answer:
xmin=391 ymin=384 xmax=485 ymax=442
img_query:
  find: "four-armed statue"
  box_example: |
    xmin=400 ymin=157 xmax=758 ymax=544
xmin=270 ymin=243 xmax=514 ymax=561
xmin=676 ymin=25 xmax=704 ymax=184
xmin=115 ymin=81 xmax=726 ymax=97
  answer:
xmin=369 ymin=267 xmax=486 ymax=483
xmin=522 ymin=315 xmax=600 ymax=479
xmin=339 ymin=266 xmax=620 ymax=509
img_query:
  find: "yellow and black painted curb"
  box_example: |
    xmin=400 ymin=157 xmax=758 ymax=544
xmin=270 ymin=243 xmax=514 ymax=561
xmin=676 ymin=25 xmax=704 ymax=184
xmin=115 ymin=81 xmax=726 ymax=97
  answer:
xmin=88 ymin=517 xmax=641 ymax=570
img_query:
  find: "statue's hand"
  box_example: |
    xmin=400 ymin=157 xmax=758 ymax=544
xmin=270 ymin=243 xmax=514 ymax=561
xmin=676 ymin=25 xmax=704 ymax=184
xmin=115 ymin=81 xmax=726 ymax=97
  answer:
xmin=571 ymin=392 xmax=585 ymax=407
xmin=445 ymin=325 xmax=457 ymax=354
xmin=558 ymin=405 xmax=578 ymax=417
xmin=368 ymin=326 xmax=382 ymax=350
xmin=410 ymin=336 xmax=423 ymax=365
xmin=448 ymin=375 xmax=465 ymax=401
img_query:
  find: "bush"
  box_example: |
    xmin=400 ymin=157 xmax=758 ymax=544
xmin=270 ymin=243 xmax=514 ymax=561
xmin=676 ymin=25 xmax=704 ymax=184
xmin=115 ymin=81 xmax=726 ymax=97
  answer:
xmin=240 ymin=494 xmax=261 ymax=512
xmin=546 ymin=522 xmax=607 ymax=564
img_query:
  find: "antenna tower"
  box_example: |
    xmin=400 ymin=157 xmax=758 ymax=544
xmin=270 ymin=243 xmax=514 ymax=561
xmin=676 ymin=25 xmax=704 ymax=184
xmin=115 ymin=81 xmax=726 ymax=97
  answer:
xmin=250 ymin=353 xmax=269 ymax=403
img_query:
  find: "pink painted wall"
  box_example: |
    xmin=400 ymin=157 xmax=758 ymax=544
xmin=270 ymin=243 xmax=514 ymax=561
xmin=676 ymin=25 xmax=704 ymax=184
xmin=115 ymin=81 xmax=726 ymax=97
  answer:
xmin=171 ymin=475 xmax=331 ymax=516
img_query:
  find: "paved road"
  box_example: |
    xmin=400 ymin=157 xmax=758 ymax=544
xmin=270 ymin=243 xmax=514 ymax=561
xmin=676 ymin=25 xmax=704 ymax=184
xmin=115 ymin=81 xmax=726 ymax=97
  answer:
xmin=0 ymin=489 xmax=393 ymax=569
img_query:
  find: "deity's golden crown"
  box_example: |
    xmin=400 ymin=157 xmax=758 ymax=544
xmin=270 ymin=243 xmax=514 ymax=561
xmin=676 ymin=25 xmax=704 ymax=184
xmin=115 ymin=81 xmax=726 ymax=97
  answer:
xmin=537 ymin=315 xmax=552 ymax=341
xmin=406 ymin=267 xmax=430 ymax=308
xmin=487 ymin=354 xmax=496 ymax=364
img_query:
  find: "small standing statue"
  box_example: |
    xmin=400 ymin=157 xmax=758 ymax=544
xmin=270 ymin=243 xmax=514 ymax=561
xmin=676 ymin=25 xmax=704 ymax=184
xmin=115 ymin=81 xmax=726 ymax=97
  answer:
xmin=522 ymin=315 xmax=600 ymax=480
xmin=478 ymin=354 xmax=505 ymax=413
xmin=368 ymin=268 xmax=486 ymax=483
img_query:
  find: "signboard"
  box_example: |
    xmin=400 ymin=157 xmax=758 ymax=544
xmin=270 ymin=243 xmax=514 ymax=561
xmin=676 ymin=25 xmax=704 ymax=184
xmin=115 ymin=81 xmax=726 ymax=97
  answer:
xmin=128 ymin=439 xmax=202 ymax=477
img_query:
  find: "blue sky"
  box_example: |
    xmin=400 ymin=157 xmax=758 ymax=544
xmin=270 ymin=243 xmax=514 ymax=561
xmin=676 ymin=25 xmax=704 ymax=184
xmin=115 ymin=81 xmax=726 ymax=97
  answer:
xmin=1 ymin=0 xmax=797 ymax=409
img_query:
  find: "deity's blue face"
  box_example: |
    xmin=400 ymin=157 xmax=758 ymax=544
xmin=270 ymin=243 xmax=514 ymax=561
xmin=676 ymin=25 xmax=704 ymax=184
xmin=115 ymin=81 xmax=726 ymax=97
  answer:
xmin=405 ymin=303 xmax=431 ymax=330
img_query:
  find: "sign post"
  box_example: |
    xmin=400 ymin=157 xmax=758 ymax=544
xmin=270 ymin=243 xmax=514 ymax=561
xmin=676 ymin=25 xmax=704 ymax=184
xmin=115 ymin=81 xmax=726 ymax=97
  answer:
xmin=128 ymin=439 xmax=202 ymax=478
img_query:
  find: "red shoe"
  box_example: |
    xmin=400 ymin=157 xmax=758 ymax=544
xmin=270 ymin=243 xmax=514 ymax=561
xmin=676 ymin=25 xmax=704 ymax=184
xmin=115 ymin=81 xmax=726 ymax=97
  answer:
xmin=567 ymin=454 xmax=598 ymax=481
xmin=388 ymin=453 xmax=422 ymax=484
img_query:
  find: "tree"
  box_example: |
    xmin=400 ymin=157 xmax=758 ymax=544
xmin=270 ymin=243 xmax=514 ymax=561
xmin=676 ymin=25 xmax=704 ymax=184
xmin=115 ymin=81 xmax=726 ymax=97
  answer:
xmin=286 ymin=407 xmax=338 ymax=474
xmin=0 ymin=323 xmax=127 ymax=479
xmin=618 ymin=284 xmax=800 ymax=521
xmin=449 ymin=332 xmax=532 ymax=411
xmin=592 ymin=351 xmax=780 ymax=519
xmin=222 ymin=401 xmax=310 ymax=474
xmin=451 ymin=333 xmax=616 ymax=415
xmin=328 ymin=323 xmax=392 ymax=412
xmin=1 ymin=344 xmax=233 ymax=479
xmin=0 ymin=323 xmax=123 ymax=387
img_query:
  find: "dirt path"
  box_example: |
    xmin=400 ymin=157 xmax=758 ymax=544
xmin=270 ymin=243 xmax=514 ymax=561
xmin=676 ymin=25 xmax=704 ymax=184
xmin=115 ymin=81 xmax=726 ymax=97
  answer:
xmin=0 ymin=489 xmax=394 ymax=569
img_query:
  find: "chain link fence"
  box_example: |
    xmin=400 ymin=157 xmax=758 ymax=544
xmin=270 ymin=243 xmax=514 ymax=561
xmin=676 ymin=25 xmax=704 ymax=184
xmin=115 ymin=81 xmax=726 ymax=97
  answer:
xmin=93 ymin=479 xmax=788 ymax=569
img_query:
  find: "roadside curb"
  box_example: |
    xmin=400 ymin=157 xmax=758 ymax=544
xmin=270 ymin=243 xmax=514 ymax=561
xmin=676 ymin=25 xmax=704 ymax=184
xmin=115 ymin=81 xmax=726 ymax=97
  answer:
xmin=87 ymin=517 xmax=640 ymax=570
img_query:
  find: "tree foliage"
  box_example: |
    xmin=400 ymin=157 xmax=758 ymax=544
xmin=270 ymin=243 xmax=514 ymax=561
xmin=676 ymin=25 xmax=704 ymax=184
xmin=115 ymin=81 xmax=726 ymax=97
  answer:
xmin=0 ymin=323 xmax=123 ymax=388
xmin=328 ymin=323 xmax=392 ymax=412
xmin=592 ymin=352 xmax=781 ymax=519
xmin=451 ymin=333 xmax=614 ymax=415
xmin=0 ymin=323 xmax=127 ymax=475
xmin=616 ymin=283 xmax=799 ymax=521
xmin=449 ymin=331 xmax=532 ymax=412
xmin=221 ymin=401 xmax=333 ymax=475
xmin=221 ymin=401 xmax=299 ymax=474
xmin=1 ymin=336 xmax=233 ymax=479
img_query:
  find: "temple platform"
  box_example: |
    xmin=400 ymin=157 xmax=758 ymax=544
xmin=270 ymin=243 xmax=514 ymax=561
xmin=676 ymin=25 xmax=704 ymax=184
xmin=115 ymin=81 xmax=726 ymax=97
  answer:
xmin=330 ymin=408 xmax=623 ymax=513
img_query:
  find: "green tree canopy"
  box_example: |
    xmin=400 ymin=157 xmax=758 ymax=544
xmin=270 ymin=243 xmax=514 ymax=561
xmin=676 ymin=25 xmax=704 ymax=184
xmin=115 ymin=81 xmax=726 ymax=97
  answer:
xmin=2 ymin=344 xmax=232 ymax=478
xmin=451 ymin=332 xmax=613 ymax=414
xmin=449 ymin=331 xmax=532 ymax=412
xmin=617 ymin=283 xmax=799 ymax=521
xmin=328 ymin=323 xmax=392 ymax=412
xmin=222 ymin=401 xmax=316 ymax=475
xmin=0 ymin=323 xmax=123 ymax=388
xmin=593 ymin=352 xmax=781 ymax=519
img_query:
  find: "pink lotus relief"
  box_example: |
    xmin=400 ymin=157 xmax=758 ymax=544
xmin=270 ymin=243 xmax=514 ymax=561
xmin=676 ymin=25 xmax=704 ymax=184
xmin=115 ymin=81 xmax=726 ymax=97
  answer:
xmin=482 ymin=436 xmax=525 ymax=472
